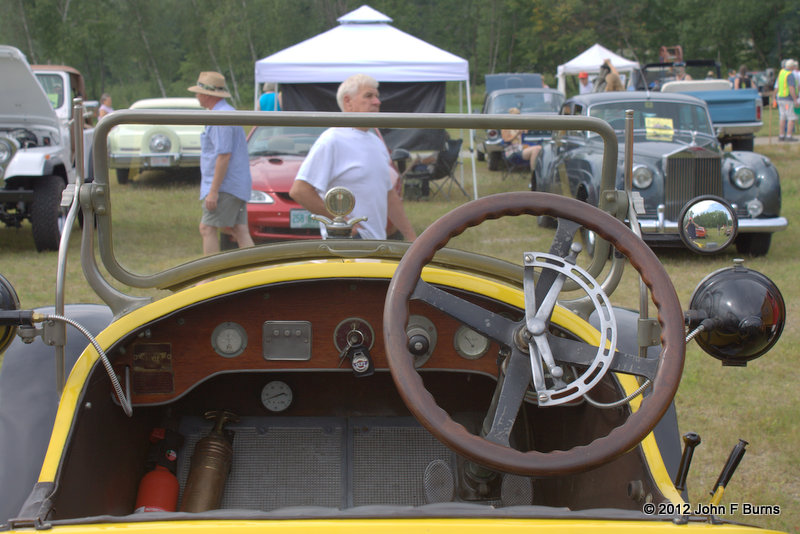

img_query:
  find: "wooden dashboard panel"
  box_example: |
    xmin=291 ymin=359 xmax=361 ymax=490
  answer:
xmin=110 ymin=278 xmax=520 ymax=404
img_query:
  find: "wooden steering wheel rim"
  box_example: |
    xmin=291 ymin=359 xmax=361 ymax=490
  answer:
xmin=383 ymin=192 xmax=685 ymax=476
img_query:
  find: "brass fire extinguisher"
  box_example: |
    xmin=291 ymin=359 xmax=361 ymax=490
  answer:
xmin=180 ymin=410 xmax=238 ymax=512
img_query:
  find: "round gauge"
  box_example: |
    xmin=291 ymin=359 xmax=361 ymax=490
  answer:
xmin=261 ymin=380 xmax=293 ymax=412
xmin=211 ymin=322 xmax=247 ymax=358
xmin=454 ymin=325 xmax=490 ymax=360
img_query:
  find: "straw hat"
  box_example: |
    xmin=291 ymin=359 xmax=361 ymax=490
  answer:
xmin=188 ymin=71 xmax=231 ymax=98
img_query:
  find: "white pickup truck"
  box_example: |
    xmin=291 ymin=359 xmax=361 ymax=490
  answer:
xmin=0 ymin=45 xmax=94 ymax=251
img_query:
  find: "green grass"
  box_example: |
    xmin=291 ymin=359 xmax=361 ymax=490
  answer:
xmin=1 ymin=143 xmax=799 ymax=532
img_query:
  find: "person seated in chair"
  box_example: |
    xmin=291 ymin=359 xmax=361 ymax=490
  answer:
xmin=501 ymin=107 xmax=541 ymax=169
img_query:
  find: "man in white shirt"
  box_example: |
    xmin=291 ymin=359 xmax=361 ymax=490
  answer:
xmin=290 ymin=74 xmax=416 ymax=240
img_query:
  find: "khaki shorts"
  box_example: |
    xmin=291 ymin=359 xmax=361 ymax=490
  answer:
xmin=201 ymin=192 xmax=248 ymax=228
xmin=778 ymin=99 xmax=797 ymax=122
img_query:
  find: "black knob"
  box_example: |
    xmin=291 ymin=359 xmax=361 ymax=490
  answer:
xmin=408 ymin=334 xmax=429 ymax=356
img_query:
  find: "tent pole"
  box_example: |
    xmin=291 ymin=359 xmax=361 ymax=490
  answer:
xmin=465 ymin=81 xmax=478 ymax=199
xmin=254 ymin=79 xmax=259 ymax=110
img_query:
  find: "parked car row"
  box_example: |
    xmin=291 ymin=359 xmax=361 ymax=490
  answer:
xmin=103 ymin=78 xmax=784 ymax=257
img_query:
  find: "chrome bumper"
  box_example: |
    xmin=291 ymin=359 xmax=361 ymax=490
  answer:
xmin=109 ymin=153 xmax=200 ymax=168
xmin=639 ymin=216 xmax=788 ymax=234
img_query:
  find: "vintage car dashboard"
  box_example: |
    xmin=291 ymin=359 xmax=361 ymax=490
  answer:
xmin=109 ymin=273 xmax=526 ymax=409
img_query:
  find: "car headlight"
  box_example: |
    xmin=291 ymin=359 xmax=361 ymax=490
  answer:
xmin=149 ymin=134 xmax=171 ymax=153
xmin=732 ymin=166 xmax=756 ymax=189
xmin=249 ymin=190 xmax=275 ymax=204
xmin=0 ymin=138 xmax=17 ymax=166
xmin=746 ymin=198 xmax=764 ymax=217
xmin=632 ymin=165 xmax=654 ymax=189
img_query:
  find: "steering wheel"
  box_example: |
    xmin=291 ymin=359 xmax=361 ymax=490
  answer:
xmin=383 ymin=192 xmax=684 ymax=476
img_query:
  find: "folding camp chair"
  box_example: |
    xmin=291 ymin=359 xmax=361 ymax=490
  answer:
xmin=501 ymin=142 xmax=532 ymax=180
xmin=402 ymin=139 xmax=468 ymax=200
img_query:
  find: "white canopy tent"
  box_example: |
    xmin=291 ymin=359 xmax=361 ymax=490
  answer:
xmin=254 ymin=5 xmax=478 ymax=198
xmin=556 ymin=43 xmax=639 ymax=94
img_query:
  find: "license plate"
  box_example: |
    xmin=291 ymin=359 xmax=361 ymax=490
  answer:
xmin=290 ymin=209 xmax=318 ymax=229
xmin=149 ymin=156 xmax=172 ymax=167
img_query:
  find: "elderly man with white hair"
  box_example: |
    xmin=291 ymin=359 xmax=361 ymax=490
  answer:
xmin=289 ymin=74 xmax=416 ymax=241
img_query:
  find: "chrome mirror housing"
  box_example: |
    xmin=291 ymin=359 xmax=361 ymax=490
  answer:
xmin=678 ymin=196 xmax=738 ymax=254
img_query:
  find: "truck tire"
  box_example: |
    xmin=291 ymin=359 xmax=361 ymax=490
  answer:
xmin=732 ymin=136 xmax=754 ymax=151
xmin=31 ymin=176 xmax=66 ymax=252
xmin=117 ymin=168 xmax=131 ymax=184
xmin=735 ymin=232 xmax=771 ymax=256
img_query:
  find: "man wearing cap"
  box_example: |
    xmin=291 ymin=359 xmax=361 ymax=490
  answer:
xmin=578 ymin=71 xmax=592 ymax=94
xmin=188 ymin=71 xmax=254 ymax=254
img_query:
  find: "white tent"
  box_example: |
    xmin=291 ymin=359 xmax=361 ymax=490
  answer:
xmin=556 ymin=43 xmax=639 ymax=94
xmin=254 ymin=5 xmax=478 ymax=198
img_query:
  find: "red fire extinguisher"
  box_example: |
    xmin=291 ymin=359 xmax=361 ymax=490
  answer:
xmin=135 ymin=427 xmax=184 ymax=513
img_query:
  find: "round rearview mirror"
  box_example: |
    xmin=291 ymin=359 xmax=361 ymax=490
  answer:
xmin=688 ymin=261 xmax=785 ymax=366
xmin=0 ymin=273 xmax=21 ymax=354
xmin=678 ymin=196 xmax=738 ymax=254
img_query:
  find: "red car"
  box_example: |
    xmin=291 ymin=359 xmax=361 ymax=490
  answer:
xmin=245 ymin=126 xmax=325 ymax=241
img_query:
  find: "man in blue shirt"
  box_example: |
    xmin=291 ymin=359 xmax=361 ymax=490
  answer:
xmin=189 ymin=71 xmax=254 ymax=254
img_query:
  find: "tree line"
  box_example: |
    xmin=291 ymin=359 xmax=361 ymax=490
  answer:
xmin=2 ymin=0 xmax=797 ymax=109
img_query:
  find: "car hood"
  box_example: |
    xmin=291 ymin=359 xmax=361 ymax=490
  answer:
xmin=0 ymin=46 xmax=59 ymax=129
xmin=605 ymin=136 xmax=719 ymax=160
xmin=636 ymin=139 xmax=719 ymax=159
xmin=249 ymin=155 xmax=305 ymax=192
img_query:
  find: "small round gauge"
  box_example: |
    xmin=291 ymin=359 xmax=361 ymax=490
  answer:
xmin=454 ymin=325 xmax=490 ymax=360
xmin=261 ymin=380 xmax=293 ymax=412
xmin=211 ymin=322 xmax=247 ymax=358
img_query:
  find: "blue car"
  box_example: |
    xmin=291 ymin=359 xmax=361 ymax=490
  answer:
xmin=532 ymin=91 xmax=786 ymax=256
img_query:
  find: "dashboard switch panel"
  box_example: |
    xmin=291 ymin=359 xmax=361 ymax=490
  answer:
xmin=263 ymin=321 xmax=312 ymax=360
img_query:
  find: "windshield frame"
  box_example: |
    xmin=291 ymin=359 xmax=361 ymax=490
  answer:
xmin=84 ymin=110 xmax=618 ymax=315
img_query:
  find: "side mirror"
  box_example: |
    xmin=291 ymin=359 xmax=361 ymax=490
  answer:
xmin=0 ymin=274 xmax=21 ymax=354
xmin=686 ymin=260 xmax=785 ymax=366
xmin=679 ymin=196 xmax=738 ymax=254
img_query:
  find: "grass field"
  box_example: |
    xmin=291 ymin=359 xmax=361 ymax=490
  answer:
xmin=0 ymin=139 xmax=798 ymax=532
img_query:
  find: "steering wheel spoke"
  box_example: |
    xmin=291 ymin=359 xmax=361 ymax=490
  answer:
xmin=547 ymin=335 xmax=659 ymax=381
xmin=411 ymin=278 xmax=517 ymax=343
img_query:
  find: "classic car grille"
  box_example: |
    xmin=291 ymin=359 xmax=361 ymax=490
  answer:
xmin=664 ymin=153 xmax=722 ymax=219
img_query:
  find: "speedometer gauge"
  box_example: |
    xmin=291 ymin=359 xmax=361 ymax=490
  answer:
xmin=261 ymin=381 xmax=293 ymax=412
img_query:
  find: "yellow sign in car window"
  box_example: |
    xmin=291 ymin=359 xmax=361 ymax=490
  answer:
xmin=645 ymin=117 xmax=674 ymax=141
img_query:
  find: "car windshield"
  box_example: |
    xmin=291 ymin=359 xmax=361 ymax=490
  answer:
xmin=588 ymin=100 xmax=714 ymax=140
xmin=247 ymin=125 xmax=326 ymax=156
xmin=34 ymin=73 xmax=64 ymax=109
xmin=489 ymin=92 xmax=564 ymax=114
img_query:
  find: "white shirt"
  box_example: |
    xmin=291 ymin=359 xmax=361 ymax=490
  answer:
xmin=296 ymin=128 xmax=391 ymax=239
